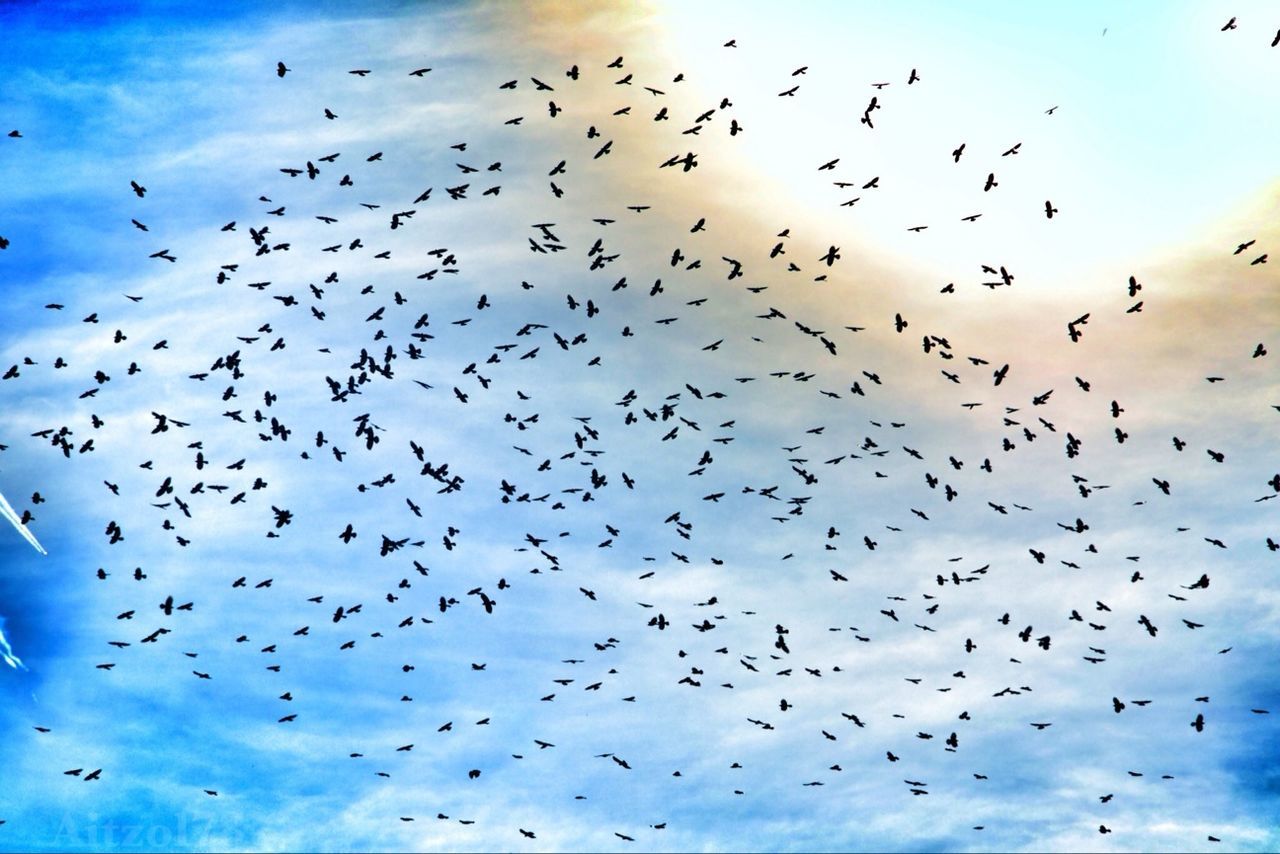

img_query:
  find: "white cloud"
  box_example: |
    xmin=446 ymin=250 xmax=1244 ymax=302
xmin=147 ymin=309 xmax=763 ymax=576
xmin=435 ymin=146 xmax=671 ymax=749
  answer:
xmin=1 ymin=2 xmax=1278 ymax=852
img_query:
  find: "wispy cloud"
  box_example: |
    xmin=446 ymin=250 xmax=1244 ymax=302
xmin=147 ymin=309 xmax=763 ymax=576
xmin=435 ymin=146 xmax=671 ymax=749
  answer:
xmin=1 ymin=1 xmax=1277 ymax=851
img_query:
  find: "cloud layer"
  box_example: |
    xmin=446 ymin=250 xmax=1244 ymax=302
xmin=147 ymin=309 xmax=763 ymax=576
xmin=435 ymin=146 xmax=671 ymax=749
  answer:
xmin=1 ymin=1 xmax=1277 ymax=851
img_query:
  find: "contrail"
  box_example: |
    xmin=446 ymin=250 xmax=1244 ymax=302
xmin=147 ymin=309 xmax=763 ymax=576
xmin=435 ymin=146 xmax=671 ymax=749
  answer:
xmin=0 ymin=486 xmax=46 ymax=555
xmin=0 ymin=617 xmax=24 ymax=671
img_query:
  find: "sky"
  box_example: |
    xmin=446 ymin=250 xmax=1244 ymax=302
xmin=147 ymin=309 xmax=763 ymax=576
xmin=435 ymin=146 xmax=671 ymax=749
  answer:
xmin=0 ymin=0 xmax=1278 ymax=851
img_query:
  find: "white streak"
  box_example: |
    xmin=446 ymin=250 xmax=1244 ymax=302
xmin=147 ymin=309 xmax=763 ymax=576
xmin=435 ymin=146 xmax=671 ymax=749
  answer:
xmin=0 ymin=486 xmax=46 ymax=555
xmin=0 ymin=617 xmax=24 ymax=671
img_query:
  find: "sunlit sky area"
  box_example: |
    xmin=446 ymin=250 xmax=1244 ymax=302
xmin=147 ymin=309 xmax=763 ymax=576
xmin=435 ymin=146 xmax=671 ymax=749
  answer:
xmin=1 ymin=1 xmax=1277 ymax=851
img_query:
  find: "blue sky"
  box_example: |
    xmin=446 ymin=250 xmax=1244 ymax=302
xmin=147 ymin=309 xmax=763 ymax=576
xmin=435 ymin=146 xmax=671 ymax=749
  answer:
xmin=1 ymin=1 xmax=1278 ymax=851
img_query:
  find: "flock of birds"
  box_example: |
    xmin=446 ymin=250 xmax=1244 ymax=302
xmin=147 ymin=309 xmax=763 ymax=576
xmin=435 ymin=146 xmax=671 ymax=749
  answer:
xmin=1 ymin=14 xmax=1278 ymax=851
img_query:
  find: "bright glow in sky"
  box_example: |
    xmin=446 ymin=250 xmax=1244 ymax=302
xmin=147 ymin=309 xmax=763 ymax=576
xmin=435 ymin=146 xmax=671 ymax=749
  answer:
xmin=1 ymin=1 xmax=1278 ymax=851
